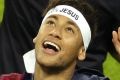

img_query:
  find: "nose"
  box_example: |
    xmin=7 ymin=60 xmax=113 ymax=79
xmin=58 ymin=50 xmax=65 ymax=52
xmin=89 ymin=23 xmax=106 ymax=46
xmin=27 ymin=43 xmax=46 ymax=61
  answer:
xmin=49 ymin=28 xmax=62 ymax=40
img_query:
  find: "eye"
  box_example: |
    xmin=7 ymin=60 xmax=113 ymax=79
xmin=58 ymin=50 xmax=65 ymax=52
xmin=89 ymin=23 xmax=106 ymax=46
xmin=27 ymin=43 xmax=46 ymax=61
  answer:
xmin=46 ymin=20 xmax=55 ymax=27
xmin=66 ymin=27 xmax=74 ymax=33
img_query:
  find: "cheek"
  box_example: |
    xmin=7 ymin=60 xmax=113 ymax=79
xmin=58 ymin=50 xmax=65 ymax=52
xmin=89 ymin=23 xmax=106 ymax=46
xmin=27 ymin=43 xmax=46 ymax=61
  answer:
xmin=35 ymin=26 xmax=47 ymax=42
xmin=34 ymin=32 xmax=44 ymax=49
xmin=63 ymin=37 xmax=80 ymax=48
xmin=39 ymin=27 xmax=46 ymax=34
xmin=60 ymin=47 xmax=78 ymax=66
xmin=63 ymin=37 xmax=81 ymax=55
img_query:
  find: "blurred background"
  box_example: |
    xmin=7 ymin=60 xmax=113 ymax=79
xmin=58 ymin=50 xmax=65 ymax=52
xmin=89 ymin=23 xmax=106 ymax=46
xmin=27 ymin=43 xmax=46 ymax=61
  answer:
xmin=0 ymin=0 xmax=120 ymax=80
xmin=0 ymin=0 xmax=3 ymax=21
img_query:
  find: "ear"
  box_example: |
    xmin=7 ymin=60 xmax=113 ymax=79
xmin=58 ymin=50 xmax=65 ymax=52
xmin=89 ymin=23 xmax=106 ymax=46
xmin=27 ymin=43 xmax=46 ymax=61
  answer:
xmin=33 ymin=37 xmax=37 ymax=43
xmin=78 ymin=47 xmax=86 ymax=61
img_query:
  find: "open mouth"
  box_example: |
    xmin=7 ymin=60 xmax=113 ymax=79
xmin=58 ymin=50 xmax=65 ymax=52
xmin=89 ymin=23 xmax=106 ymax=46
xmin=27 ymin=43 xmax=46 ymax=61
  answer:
xmin=42 ymin=41 xmax=61 ymax=52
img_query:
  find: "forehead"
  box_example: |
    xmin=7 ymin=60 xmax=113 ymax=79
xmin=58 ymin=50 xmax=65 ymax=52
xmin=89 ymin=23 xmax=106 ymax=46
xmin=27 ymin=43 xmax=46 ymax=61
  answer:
xmin=47 ymin=15 xmax=79 ymax=28
xmin=47 ymin=14 xmax=70 ymax=20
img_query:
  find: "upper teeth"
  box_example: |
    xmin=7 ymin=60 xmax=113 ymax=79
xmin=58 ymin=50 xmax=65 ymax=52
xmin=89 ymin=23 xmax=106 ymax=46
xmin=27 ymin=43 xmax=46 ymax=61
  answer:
xmin=44 ymin=41 xmax=60 ymax=51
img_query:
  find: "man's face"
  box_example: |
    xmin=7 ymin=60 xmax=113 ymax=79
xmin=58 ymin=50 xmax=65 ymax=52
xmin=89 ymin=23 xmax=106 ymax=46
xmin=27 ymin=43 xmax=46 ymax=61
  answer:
xmin=34 ymin=14 xmax=85 ymax=68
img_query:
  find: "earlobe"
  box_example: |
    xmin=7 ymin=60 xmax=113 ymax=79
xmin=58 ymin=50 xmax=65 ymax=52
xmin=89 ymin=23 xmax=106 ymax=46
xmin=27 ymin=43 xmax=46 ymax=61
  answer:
xmin=33 ymin=37 xmax=37 ymax=43
xmin=78 ymin=47 xmax=86 ymax=61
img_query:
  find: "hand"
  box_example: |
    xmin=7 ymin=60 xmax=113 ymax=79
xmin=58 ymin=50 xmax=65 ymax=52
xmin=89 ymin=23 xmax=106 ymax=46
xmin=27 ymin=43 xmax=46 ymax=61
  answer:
xmin=112 ymin=27 xmax=120 ymax=55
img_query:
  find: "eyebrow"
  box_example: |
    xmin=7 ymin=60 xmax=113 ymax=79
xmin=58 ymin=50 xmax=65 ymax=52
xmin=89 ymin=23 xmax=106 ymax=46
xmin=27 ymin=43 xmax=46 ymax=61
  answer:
xmin=67 ymin=20 xmax=76 ymax=26
xmin=67 ymin=20 xmax=78 ymax=29
xmin=47 ymin=15 xmax=58 ymax=20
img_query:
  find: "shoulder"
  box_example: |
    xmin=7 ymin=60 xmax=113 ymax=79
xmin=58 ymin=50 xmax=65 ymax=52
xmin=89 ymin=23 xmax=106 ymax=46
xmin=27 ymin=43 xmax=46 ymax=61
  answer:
xmin=0 ymin=73 xmax=23 ymax=80
xmin=72 ymin=68 xmax=109 ymax=80
xmin=0 ymin=73 xmax=33 ymax=80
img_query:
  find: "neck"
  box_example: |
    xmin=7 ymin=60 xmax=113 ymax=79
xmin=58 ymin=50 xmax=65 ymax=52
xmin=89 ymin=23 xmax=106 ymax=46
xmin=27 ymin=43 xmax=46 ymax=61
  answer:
xmin=34 ymin=61 xmax=76 ymax=80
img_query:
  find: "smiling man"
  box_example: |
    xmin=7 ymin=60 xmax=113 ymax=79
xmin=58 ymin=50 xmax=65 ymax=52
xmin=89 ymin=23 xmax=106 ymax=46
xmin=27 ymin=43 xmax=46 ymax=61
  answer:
xmin=33 ymin=14 xmax=86 ymax=80
xmin=30 ymin=0 xmax=104 ymax=80
xmin=33 ymin=7 xmax=89 ymax=80
xmin=0 ymin=0 xmax=109 ymax=80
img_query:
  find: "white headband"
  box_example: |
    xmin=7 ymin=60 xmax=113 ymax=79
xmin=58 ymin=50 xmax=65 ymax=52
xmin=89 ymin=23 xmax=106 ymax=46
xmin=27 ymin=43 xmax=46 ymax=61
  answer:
xmin=41 ymin=5 xmax=91 ymax=51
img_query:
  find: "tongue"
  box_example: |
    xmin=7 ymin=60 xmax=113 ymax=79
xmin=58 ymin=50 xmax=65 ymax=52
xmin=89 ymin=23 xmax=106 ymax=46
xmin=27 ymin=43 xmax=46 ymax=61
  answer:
xmin=44 ymin=48 xmax=57 ymax=55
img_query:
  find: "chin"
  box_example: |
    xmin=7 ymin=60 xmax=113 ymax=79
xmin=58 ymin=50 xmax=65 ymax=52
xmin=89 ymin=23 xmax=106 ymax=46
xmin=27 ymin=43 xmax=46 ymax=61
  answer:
xmin=36 ymin=57 xmax=65 ymax=68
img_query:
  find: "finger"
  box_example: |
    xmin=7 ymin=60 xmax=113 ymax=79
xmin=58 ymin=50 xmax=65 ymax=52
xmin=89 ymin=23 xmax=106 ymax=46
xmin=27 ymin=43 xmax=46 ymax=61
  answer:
xmin=112 ymin=31 xmax=119 ymax=46
xmin=118 ymin=27 xmax=120 ymax=40
xmin=112 ymin=31 xmax=120 ymax=53
xmin=112 ymin=31 xmax=118 ymax=42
